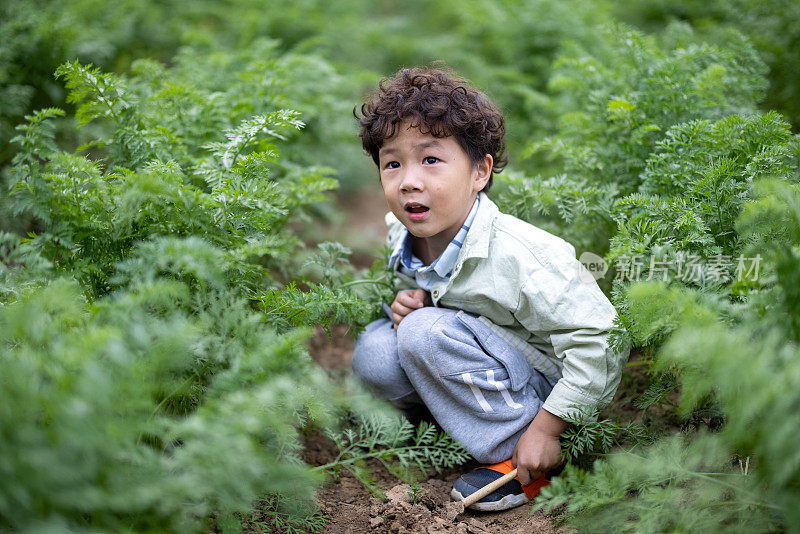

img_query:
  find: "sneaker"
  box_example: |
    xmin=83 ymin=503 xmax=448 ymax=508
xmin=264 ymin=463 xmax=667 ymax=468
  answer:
xmin=450 ymin=459 xmax=549 ymax=511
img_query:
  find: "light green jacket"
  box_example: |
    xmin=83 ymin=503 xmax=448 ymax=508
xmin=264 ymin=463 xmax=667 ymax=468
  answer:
xmin=386 ymin=192 xmax=628 ymax=420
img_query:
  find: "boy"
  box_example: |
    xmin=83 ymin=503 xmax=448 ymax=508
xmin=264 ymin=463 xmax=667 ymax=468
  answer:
xmin=351 ymin=66 xmax=628 ymax=511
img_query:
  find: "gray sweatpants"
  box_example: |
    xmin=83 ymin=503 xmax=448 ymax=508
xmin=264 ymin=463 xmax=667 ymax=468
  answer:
xmin=351 ymin=307 xmax=554 ymax=463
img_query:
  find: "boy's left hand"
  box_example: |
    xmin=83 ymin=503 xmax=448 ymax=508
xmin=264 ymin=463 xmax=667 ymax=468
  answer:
xmin=512 ymin=408 xmax=567 ymax=485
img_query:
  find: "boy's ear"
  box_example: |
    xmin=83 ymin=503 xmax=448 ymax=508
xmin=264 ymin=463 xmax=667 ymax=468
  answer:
xmin=474 ymin=154 xmax=493 ymax=191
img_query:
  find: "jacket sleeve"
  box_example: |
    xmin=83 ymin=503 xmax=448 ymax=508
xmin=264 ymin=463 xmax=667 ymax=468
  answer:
xmin=513 ymin=245 xmax=629 ymax=422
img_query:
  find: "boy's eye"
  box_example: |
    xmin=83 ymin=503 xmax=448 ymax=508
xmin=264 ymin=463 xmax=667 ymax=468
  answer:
xmin=423 ymin=156 xmax=439 ymax=164
xmin=385 ymin=161 xmax=400 ymax=169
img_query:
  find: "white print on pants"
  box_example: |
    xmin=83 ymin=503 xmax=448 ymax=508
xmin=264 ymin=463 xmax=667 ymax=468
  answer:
xmin=461 ymin=370 xmax=524 ymax=413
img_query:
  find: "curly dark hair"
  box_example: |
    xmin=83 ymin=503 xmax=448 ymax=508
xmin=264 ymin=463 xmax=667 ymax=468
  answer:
xmin=355 ymin=66 xmax=507 ymax=192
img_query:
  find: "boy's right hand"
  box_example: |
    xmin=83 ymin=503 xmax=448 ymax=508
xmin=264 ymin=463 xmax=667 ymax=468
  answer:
xmin=391 ymin=289 xmax=430 ymax=329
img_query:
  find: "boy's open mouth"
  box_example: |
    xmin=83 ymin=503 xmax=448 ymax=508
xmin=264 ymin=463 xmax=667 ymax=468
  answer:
xmin=405 ymin=202 xmax=430 ymax=221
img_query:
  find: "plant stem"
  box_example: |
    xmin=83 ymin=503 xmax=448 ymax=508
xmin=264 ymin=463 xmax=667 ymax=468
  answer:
xmin=339 ymin=279 xmax=393 ymax=289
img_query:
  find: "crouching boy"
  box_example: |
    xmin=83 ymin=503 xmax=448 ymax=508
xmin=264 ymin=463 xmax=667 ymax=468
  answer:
xmin=351 ymin=66 xmax=628 ymax=511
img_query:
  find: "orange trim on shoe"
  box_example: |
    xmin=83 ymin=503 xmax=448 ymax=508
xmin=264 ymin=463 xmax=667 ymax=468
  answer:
xmin=483 ymin=459 xmax=550 ymax=500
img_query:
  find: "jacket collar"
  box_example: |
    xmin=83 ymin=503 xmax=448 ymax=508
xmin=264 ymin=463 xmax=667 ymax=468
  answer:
xmin=459 ymin=192 xmax=497 ymax=260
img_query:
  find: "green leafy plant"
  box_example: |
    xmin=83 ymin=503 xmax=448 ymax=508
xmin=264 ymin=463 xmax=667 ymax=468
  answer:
xmin=319 ymin=414 xmax=469 ymax=498
xmin=509 ymin=16 xmax=800 ymax=533
xmin=560 ymin=411 xmax=654 ymax=469
xmin=611 ymin=0 xmax=800 ymax=129
xmin=243 ymin=494 xmax=328 ymax=534
xmin=0 ymin=51 xmax=390 ymax=532
xmin=5 ymin=2 xmax=800 ymax=532
xmin=407 ymin=483 xmax=425 ymax=505
xmin=496 ymin=22 xmax=773 ymax=256
xmin=535 ymin=434 xmax=781 ymax=533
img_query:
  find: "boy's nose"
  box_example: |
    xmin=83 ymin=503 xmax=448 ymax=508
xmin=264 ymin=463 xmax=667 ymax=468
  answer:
xmin=399 ymin=169 xmax=424 ymax=192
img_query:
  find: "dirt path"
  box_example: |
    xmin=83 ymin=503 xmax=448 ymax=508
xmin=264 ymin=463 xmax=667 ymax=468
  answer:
xmin=303 ymin=189 xmax=566 ymax=532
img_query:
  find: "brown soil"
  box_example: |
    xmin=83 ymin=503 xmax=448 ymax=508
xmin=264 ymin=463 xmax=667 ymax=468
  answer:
xmin=306 ymin=326 xmax=567 ymax=534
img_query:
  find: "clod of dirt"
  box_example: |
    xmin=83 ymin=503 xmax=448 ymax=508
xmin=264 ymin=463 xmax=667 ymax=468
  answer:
xmin=386 ymin=483 xmax=413 ymax=504
xmin=360 ymin=482 xmax=496 ymax=533
xmin=464 ymin=518 xmax=492 ymax=533
xmin=443 ymin=500 xmax=464 ymax=522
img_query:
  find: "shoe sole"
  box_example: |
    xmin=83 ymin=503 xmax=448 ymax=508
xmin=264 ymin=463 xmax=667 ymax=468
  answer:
xmin=450 ymin=488 xmax=529 ymax=512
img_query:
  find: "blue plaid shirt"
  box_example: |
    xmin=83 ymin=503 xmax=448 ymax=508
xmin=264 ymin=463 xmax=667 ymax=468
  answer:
xmin=388 ymin=197 xmax=480 ymax=291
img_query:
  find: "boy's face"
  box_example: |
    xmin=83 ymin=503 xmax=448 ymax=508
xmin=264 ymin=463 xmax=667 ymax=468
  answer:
xmin=378 ymin=122 xmax=492 ymax=260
